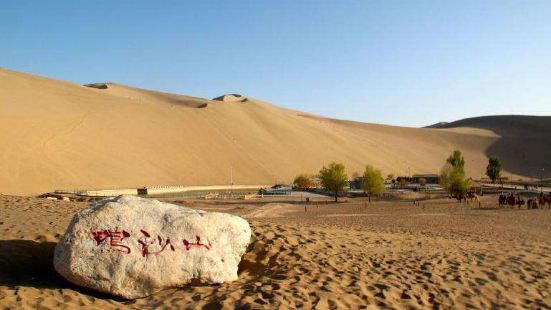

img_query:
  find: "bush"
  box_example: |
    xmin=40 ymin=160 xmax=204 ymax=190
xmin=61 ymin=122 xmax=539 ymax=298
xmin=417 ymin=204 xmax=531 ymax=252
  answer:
xmin=293 ymin=174 xmax=313 ymax=190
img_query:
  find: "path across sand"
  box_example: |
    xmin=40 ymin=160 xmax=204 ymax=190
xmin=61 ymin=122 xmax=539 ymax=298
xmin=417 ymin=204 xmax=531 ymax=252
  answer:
xmin=243 ymin=203 xmax=297 ymax=218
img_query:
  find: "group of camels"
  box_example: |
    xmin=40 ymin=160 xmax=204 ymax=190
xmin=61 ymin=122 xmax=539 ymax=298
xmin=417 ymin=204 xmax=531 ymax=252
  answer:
xmin=498 ymin=192 xmax=551 ymax=209
xmin=451 ymin=190 xmax=551 ymax=209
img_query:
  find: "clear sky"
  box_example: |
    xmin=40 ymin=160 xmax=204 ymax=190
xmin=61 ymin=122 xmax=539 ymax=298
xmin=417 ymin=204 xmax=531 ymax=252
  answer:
xmin=2 ymin=1 xmax=550 ymax=127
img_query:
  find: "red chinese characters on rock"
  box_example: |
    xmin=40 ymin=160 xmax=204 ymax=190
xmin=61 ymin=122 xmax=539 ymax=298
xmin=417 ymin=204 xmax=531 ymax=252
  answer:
xmin=89 ymin=229 xmax=213 ymax=256
xmin=90 ymin=229 xmax=131 ymax=254
xmin=183 ymin=236 xmax=212 ymax=251
xmin=137 ymin=229 xmax=175 ymax=257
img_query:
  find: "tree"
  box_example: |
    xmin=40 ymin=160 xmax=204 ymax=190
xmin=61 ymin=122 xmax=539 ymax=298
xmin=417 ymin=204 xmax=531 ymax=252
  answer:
xmin=293 ymin=174 xmax=312 ymax=190
xmin=319 ymin=162 xmax=348 ymax=202
xmin=446 ymin=150 xmax=465 ymax=172
xmin=362 ymin=165 xmax=385 ymax=202
xmin=439 ymin=163 xmax=454 ymax=190
xmin=448 ymin=171 xmax=472 ymax=196
xmin=386 ymin=174 xmax=395 ymax=181
xmin=486 ymin=156 xmax=502 ymax=183
xmin=440 ymin=151 xmax=472 ymax=197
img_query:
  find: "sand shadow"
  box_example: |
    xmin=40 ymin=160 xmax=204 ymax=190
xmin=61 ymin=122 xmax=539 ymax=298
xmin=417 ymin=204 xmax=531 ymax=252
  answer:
xmin=440 ymin=115 xmax=551 ymax=178
xmin=0 ymin=240 xmax=61 ymax=289
xmin=0 ymin=239 xmax=128 ymax=302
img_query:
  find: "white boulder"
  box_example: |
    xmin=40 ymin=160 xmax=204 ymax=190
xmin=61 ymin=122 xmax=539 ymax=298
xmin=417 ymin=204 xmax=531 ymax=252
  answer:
xmin=53 ymin=195 xmax=251 ymax=299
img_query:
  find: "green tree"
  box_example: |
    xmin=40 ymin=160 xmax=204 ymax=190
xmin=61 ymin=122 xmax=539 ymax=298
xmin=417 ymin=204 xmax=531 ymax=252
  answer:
xmin=448 ymin=171 xmax=472 ymax=196
xmin=293 ymin=174 xmax=312 ymax=190
xmin=319 ymin=162 xmax=348 ymax=202
xmin=486 ymin=156 xmax=502 ymax=183
xmin=440 ymin=151 xmax=472 ymax=196
xmin=439 ymin=163 xmax=454 ymax=190
xmin=362 ymin=165 xmax=385 ymax=202
xmin=446 ymin=150 xmax=465 ymax=172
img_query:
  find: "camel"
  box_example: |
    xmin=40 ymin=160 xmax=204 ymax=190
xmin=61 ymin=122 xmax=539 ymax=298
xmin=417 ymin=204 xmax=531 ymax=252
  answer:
xmin=466 ymin=191 xmax=479 ymax=202
xmin=512 ymin=194 xmax=525 ymax=209
xmin=538 ymin=192 xmax=551 ymax=209
xmin=499 ymin=193 xmax=524 ymax=208
xmin=452 ymin=191 xmax=480 ymax=207
xmin=527 ymin=198 xmax=539 ymax=209
xmin=465 ymin=191 xmax=481 ymax=208
xmin=498 ymin=193 xmax=507 ymax=207
xmin=452 ymin=193 xmax=467 ymax=203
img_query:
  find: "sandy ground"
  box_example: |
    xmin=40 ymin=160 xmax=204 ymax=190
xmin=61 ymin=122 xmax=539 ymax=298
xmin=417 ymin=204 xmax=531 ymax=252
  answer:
xmin=1 ymin=194 xmax=551 ymax=309
xmin=2 ymin=68 xmax=550 ymax=195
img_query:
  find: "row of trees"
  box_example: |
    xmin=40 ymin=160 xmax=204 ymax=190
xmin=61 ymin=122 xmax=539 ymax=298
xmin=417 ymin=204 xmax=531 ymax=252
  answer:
xmin=294 ymin=151 xmax=503 ymax=201
xmin=294 ymin=162 xmax=385 ymax=202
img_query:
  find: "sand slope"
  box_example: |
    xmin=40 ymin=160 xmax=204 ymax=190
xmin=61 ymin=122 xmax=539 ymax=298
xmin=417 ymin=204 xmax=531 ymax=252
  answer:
xmin=0 ymin=68 xmax=549 ymax=194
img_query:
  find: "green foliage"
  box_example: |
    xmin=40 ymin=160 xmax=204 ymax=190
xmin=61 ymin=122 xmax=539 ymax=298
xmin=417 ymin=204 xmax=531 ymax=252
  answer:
xmin=293 ymin=174 xmax=312 ymax=190
xmin=446 ymin=150 xmax=465 ymax=173
xmin=362 ymin=165 xmax=385 ymax=201
xmin=439 ymin=163 xmax=454 ymax=189
xmin=449 ymin=174 xmax=472 ymax=196
xmin=486 ymin=156 xmax=502 ymax=183
xmin=386 ymin=174 xmax=395 ymax=181
xmin=440 ymin=151 xmax=472 ymax=196
xmin=319 ymin=162 xmax=348 ymax=202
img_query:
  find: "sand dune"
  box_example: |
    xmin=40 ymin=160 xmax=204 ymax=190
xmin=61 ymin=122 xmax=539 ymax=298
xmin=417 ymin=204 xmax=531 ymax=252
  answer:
xmin=212 ymin=94 xmax=248 ymax=103
xmin=0 ymin=68 xmax=549 ymax=195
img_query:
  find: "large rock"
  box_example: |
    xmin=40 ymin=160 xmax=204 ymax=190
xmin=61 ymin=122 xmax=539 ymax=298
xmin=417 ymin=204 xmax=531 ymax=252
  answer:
xmin=54 ymin=195 xmax=251 ymax=299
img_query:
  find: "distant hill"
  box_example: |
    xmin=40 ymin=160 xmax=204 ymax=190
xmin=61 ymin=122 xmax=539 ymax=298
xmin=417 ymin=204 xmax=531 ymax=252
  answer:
xmin=424 ymin=122 xmax=449 ymax=128
xmin=428 ymin=115 xmax=551 ymax=135
xmin=0 ymin=68 xmax=549 ymax=194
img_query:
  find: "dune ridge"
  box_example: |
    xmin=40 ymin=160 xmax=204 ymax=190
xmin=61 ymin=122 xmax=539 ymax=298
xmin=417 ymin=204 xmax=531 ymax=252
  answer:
xmin=0 ymin=68 xmax=549 ymax=195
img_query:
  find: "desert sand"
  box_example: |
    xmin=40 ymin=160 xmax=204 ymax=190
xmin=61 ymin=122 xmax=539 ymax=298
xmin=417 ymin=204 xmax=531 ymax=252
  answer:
xmin=1 ymin=194 xmax=550 ymax=309
xmin=1 ymin=68 xmax=549 ymax=195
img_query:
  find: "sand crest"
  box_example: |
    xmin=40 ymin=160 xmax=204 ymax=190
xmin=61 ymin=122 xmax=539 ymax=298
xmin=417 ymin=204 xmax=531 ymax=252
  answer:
xmin=1 ymin=68 xmax=549 ymax=195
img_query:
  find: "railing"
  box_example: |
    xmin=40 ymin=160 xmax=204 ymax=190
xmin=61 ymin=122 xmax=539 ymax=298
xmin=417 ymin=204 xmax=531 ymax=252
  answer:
xmin=58 ymin=184 xmax=271 ymax=197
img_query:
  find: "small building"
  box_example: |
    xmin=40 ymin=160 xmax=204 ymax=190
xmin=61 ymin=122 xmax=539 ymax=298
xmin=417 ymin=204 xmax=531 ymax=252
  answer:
xmin=259 ymin=184 xmax=292 ymax=195
xmin=411 ymin=174 xmax=439 ymax=184
xmin=349 ymin=177 xmax=363 ymax=190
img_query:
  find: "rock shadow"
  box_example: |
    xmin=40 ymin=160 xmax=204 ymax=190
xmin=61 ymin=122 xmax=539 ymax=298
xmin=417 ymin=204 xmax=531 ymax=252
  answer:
xmin=0 ymin=239 xmax=125 ymax=301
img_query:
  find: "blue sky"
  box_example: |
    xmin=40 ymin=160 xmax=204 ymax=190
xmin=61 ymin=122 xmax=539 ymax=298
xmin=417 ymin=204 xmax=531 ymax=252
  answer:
xmin=2 ymin=1 xmax=550 ymax=127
